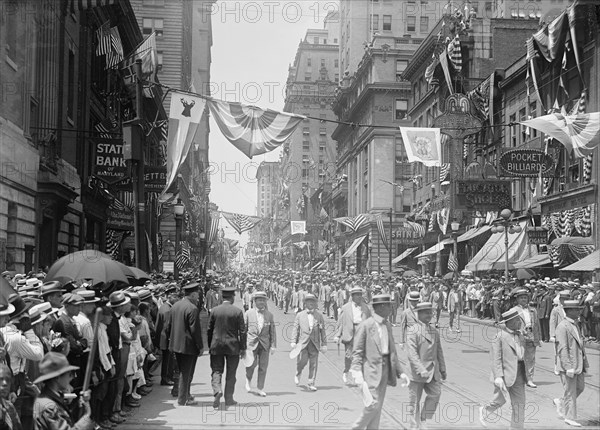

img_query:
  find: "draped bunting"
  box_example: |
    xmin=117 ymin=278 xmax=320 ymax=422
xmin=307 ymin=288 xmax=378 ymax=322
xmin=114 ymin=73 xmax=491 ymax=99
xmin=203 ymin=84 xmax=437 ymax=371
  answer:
xmin=548 ymin=204 xmax=595 ymax=239
xmin=376 ymin=214 xmax=389 ymax=251
xmin=221 ymin=212 xmax=262 ymax=234
xmin=439 ymin=163 xmax=450 ymax=184
xmin=334 ymin=214 xmax=369 ymax=233
xmin=548 ymin=242 xmax=595 ymax=268
xmin=207 ymin=99 xmax=305 ymax=159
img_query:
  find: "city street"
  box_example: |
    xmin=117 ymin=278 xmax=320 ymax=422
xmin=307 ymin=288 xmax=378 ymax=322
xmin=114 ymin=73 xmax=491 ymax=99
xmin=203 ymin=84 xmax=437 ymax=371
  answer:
xmin=120 ymin=296 xmax=600 ymax=429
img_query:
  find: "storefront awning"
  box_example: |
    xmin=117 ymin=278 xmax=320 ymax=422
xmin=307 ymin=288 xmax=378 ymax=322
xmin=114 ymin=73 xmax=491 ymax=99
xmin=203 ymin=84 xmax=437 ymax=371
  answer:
xmin=513 ymin=254 xmax=551 ymax=269
xmin=457 ymin=225 xmax=492 ymax=243
xmin=392 ymin=247 xmax=418 ymax=264
xmin=465 ymin=221 xmax=537 ymax=272
xmin=414 ymin=239 xmax=453 ymax=259
xmin=561 ymin=250 xmax=600 ymax=272
xmin=342 ymin=235 xmax=367 ymax=259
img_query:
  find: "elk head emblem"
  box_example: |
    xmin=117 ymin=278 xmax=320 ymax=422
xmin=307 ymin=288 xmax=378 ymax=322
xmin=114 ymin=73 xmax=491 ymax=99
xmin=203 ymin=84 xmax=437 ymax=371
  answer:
xmin=181 ymin=98 xmax=195 ymax=117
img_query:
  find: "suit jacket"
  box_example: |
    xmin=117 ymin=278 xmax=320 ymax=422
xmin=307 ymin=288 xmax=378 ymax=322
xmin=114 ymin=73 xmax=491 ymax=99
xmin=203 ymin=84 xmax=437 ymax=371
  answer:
xmin=351 ymin=317 xmax=405 ymax=391
xmin=292 ymin=310 xmax=327 ymax=350
xmin=245 ymin=308 xmax=276 ymax=351
xmin=447 ymin=290 xmax=461 ymax=313
xmin=537 ymin=293 xmax=551 ymax=318
xmin=406 ymin=321 xmax=446 ymax=383
xmin=165 ymin=297 xmax=203 ymax=355
xmin=320 ymin=285 xmax=332 ymax=302
xmin=206 ymin=290 xmax=223 ymax=311
xmin=208 ymin=302 xmax=247 ymax=355
xmin=490 ymin=329 xmax=525 ymax=388
xmin=242 ymin=291 xmax=254 ymax=308
xmin=398 ymin=306 xmax=418 ymax=344
xmin=335 ymin=301 xmax=371 ymax=343
xmin=555 ymin=318 xmax=588 ymax=374
xmin=52 ymin=313 xmax=86 ymax=357
xmin=549 ymin=305 xmax=565 ymax=338
xmin=519 ymin=305 xmax=541 ymax=344
xmin=154 ymin=301 xmax=172 ymax=350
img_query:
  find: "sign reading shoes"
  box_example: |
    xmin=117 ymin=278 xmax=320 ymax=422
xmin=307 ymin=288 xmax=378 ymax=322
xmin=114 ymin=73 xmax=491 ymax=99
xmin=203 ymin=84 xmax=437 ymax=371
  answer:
xmin=499 ymin=149 xmax=555 ymax=178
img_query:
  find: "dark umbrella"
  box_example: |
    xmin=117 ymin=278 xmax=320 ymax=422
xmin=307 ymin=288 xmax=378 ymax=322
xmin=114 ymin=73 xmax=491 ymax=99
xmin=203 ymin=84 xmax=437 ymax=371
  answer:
xmin=0 ymin=277 xmax=17 ymax=306
xmin=124 ymin=265 xmax=151 ymax=286
xmin=515 ymin=268 xmax=536 ymax=280
xmin=45 ymin=250 xmax=129 ymax=286
xmin=403 ymin=270 xmax=419 ymax=278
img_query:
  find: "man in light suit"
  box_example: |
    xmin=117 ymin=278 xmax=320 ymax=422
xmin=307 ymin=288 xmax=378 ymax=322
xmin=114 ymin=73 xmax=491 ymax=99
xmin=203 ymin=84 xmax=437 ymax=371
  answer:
xmin=350 ymin=294 xmax=409 ymax=430
xmin=398 ymin=291 xmax=420 ymax=347
xmin=553 ymin=300 xmax=589 ymax=427
xmin=514 ymin=288 xmax=542 ymax=388
xmin=291 ymin=294 xmax=327 ymax=391
xmin=479 ymin=308 xmax=527 ymax=429
xmin=320 ymin=280 xmax=332 ymax=317
xmin=244 ymin=291 xmax=276 ymax=397
xmin=405 ymin=302 xmax=447 ymax=429
xmin=550 ymin=290 xmax=570 ymax=341
xmin=334 ymin=286 xmax=371 ymax=385
xmin=242 ymin=283 xmax=254 ymax=312
xmin=447 ymin=285 xmax=462 ymax=333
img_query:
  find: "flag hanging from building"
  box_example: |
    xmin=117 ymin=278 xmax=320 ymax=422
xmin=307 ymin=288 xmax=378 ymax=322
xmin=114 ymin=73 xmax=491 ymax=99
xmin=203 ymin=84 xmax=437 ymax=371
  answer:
xmin=176 ymin=241 xmax=190 ymax=270
xmin=447 ymin=34 xmax=462 ymax=73
xmin=163 ymin=91 xmax=207 ymax=194
xmin=95 ymin=21 xmax=111 ymax=56
xmin=120 ymin=32 xmax=158 ymax=97
xmin=439 ymin=163 xmax=450 ymax=184
xmin=319 ymin=207 xmax=328 ymax=219
xmin=290 ymin=220 xmax=307 ymax=235
xmin=96 ymin=22 xmax=123 ymax=70
xmin=519 ymin=111 xmax=600 ymax=158
xmin=406 ymin=221 xmax=425 ymax=237
xmin=334 ymin=214 xmax=369 ymax=233
xmin=399 ymin=127 xmax=442 ymax=167
xmin=94 ymin=116 xmax=119 ymax=139
xmin=221 ymin=212 xmax=262 ymax=234
xmin=376 ymin=214 xmax=389 ymax=251
xmin=448 ymin=250 xmax=458 ymax=272
xmin=207 ymin=98 xmax=306 ymax=159
xmin=208 ymin=212 xmax=220 ymax=243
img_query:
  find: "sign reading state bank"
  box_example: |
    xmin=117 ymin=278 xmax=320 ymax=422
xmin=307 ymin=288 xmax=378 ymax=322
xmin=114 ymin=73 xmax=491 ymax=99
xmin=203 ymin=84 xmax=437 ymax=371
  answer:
xmin=499 ymin=149 xmax=554 ymax=178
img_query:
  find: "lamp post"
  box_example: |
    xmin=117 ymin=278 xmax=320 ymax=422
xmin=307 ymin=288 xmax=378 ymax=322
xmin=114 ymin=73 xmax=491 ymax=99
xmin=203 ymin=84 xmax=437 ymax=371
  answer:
xmin=490 ymin=209 xmax=522 ymax=282
xmin=199 ymin=231 xmax=206 ymax=274
xmin=173 ymin=199 xmax=185 ymax=281
xmin=450 ymin=219 xmax=460 ymax=276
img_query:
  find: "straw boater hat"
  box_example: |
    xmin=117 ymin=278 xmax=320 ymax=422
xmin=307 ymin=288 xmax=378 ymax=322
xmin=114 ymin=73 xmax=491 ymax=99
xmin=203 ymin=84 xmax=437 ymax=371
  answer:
xmin=29 ymin=302 xmax=57 ymax=326
xmin=349 ymin=286 xmax=364 ymax=295
xmin=137 ymin=289 xmax=152 ymax=302
xmin=78 ymin=290 xmax=100 ymax=304
xmin=563 ymin=300 xmax=583 ymax=309
xmin=371 ymin=294 xmax=391 ymax=305
xmin=107 ymin=291 xmax=131 ymax=308
xmin=0 ymin=301 xmax=15 ymax=317
xmin=33 ymin=352 xmax=80 ymax=384
xmin=304 ymin=293 xmax=317 ymax=302
xmin=253 ymin=291 xmax=267 ymax=300
xmin=61 ymin=293 xmax=84 ymax=306
xmin=500 ymin=308 xmax=521 ymax=324
xmin=408 ymin=291 xmax=421 ymax=301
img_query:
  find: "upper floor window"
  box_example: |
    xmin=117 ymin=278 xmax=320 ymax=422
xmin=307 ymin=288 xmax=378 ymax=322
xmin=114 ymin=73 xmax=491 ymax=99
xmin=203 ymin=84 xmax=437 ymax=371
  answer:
xmin=143 ymin=18 xmax=164 ymax=37
xmin=420 ymin=16 xmax=429 ymax=32
xmin=407 ymin=16 xmax=416 ymax=32
xmin=370 ymin=15 xmax=379 ymax=31
xmin=395 ymin=99 xmax=408 ymax=120
xmin=383 ymin=15 xmax=392 ymax=31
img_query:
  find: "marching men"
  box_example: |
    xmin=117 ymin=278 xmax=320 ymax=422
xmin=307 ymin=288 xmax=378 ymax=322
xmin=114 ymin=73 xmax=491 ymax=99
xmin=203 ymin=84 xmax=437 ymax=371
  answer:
xmin=479 ymin=308 xmax=527 ymax=429
xmin=554 ymin=300 xmax=589 ymax=427
xmin=244 ymin=291 xmax=276 ymax=397
xmin=405 ymin=302 xmax=447 ymax=430
xmin=290 ymin=294 xmax=327 ymax=391
xmin=334 ymin=286 xmax=371 ymax=385
xmin=350 ymin=293 xmax=409 ymax=430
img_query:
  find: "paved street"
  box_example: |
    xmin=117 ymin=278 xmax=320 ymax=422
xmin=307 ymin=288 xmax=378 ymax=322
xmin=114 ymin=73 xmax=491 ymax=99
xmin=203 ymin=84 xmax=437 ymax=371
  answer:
xmin=120 ymin=296 xmax=600 ymax=429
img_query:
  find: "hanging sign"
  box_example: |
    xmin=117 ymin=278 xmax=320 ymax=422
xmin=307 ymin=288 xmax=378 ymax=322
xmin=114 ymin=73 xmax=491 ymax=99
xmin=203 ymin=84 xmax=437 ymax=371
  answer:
xmin=114 ymin=166 xmax=167 ymax=192
xmin=499 ymin=149 xmax=555 ymax=178
xmin=456 ymin=180 xmax=512 ymax=211
xmin=107 ymin=207 xmax=134 ymax=231
xmin=527 ymin=227 xmax=548 ymax=245
xmin=93 ymin=139 xmax=127 ymax=184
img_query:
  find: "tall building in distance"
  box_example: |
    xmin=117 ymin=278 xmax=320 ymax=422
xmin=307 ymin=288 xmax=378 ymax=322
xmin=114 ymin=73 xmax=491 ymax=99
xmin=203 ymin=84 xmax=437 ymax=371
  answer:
xmin=256 ymin=162 xmax=281 ymax=218
xmin=280 ymin=11 xmax=340 ymax=261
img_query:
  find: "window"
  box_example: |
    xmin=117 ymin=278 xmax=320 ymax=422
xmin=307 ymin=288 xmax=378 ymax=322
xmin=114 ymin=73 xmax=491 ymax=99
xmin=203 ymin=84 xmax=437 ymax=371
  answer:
xmin=334 ymin=38 xmax=338 ymax=43
xmin=28 ymin=97 xmax=38 ymax=138
xmin=143 ymin=18 xmax=163 ymax=37
xmin=67 ymin=48 xmax=75 ymax=120
xmin=395 ymin=99 xmax=408 ymax=120
xmin=303 ymin=128 xmax=310 ymax=135
xmin=156 ymin=50 xmax=163 ymax=68
xmin=334 ymin=59 xmax=339 ymax=68
xmin=313 ymin=37 xmax=319 ymax=44
xmin=509 ymin=114 xmax=517 ymax=147
xmin=529 ymin=101 xmax=538 ymax=138
xmin=407 ymin=16 xmax=416 ymax=32
xmin=302 ymin=141 xmax=310 ymax=151
xmin=383 ymin=15 xmax=392 ymax=31
xmin=323 ymin=39 xmax=327 ymax=44
xmin=396 ymin=59 xmax=408 ymax=81
xmin=519 ymin=107 xmax=527 ymax=143
xmin=420 ymin=16 xmax=429 ymax=32
xmin=370 ymin=15 xmax=379 ymax=31
xmin=307 ymin=58 xmax=312 ymax=67
xmin=321 ymin=58 xmax=325 ymax=67
xmin=305 ymin=74 xmax=311 ymax=81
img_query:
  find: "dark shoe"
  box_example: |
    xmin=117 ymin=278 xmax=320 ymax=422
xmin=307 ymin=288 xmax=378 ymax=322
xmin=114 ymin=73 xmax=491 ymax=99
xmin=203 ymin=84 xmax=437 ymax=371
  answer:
xmin=99 ymin=420 xmax=115 ymax=428
xmin=187 ymin=395 xmax=195 ymax=401
xmin=178 ymin=399 xmax=198 ymax=406
xmin=160 ymin=379 xmax=174 ymax=386
xmin=225 ymin=400 xmax=238 ymax=407
xmin=109 ymin=414 xmax=124 ymax=424
xmin=124 ymin=399 xmax=140 ymax=408
xmin=213 ymin=392 xmax=222 ymax=409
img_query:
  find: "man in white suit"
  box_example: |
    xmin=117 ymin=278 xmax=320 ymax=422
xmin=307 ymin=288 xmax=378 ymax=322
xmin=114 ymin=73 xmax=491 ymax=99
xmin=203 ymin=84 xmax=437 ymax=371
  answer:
xmin=290 ymin=294 xmax=327 ymax=391
xmin=244 ymin=291 xmax=276 ymax=397
xmin=350 ymin=293 xmax=409 ymax=430
xmin=480 ymin=308 xmax=527 ymax=429
xmin=554 ymin=300 xmax=589 ymax=427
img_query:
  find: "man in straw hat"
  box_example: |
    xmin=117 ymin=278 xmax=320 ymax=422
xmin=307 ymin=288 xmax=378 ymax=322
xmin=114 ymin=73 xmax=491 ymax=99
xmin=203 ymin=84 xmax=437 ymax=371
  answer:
xmin=244 ymin=291 xmax=276 ymax=397
xmin=513 ymin=288 xmax=541 ymax=388
xmin=334 ymin=286 xmax=371 ymax=385
xmin=553 ymin=300 xmax=589 ymax=427
xmin=290 ymin=293 xmax=327 ymax=391
xmin=350 ymin=293 xmax=409 ymax=430
xmin=479 ymin=308 xmax=527 ymax=429
xmin=405 ymin=301 xmax=447 ymax=429
xmin=398 ymin=291 xmax=420 ymax=348
xmin=32 ymin=352 xmax=94 ymax=430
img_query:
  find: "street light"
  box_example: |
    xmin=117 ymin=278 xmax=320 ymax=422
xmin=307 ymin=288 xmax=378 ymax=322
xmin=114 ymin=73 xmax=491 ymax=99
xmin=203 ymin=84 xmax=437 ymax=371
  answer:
xmin=173 ymin=199 xmax=185 ymax=280
xmin=490 ymin=208 xmax=522 ymax=282
xmin=450 ymin=219 xmax=460 ymax=276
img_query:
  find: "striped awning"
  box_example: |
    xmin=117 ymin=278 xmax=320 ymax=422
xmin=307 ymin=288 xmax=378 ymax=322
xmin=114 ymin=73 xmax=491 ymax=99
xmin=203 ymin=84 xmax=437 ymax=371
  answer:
xmin=392 ymin=247 xmax=418 ymax=264
xmin=457 ymin=225 xmax=492 ymax=243
xmin=65 ymin=0 xmax=118 ymax=12
xmin=342 ymin=235 xmax=367 ymax=259
xmin=561 ymin=250 xmax=600 ymax=272
xmin=414 ymin=239 xmax=453 ymax=258
xmin=513 ymin=254 xmax=551 ymax=269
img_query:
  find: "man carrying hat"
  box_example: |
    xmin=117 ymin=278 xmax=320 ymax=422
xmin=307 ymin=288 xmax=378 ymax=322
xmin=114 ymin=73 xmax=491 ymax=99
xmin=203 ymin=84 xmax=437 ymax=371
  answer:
xmin=244 ymin=291 xmax=276 ymax=397
xmin=334 ymin=286 xmax=371 ymax=385
xmin=398 ymin=291 xmax=420 ymax=348
xmin=291 ymin=293 xmax=327 ymax=391
xmin=405 ymin=302 xmax=447 ymax=429
xmin=479 ymin=308 xmax=527 ymax=429
xmin=350 ymin=294 xmax=409 ymax=430
xmin=513 ymin=288 xmax=541 ymax=388
xmin=553 ymin=300 xmax=589 ymax=427
xmin=165 ymin=283 xmax=204 ymax=406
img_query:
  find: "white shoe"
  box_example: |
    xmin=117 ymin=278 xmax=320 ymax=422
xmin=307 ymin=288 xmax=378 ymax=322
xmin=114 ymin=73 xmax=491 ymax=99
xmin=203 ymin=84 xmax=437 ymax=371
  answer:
xmin=245 ymin=378 xmax=252 ymax=392
xmin=131 ymin=392 xmax=142 ymax=400
xmin=565 ymin=419 xmax=582 ymax=427
xmin=526 ymin=381 xmax=537 ymax=388
xmin=479 ymin=406 xmax=488 ymax=427
xmin=342 ymin=372 xmax=348 ymax=384
xmin=256 ymin=390 xmax=267 ymax=397
xmin=307 ymin=383 xmax=317 ymax=391
xmin=294 ymin=375 xmax=299 ymax=386
xmin=553 ymin=398 xmax=565 ymax=419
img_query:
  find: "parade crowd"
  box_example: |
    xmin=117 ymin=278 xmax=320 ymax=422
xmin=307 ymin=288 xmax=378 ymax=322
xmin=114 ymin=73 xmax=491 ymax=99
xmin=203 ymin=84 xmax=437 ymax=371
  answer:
xmin=0 ymin=268 xmax=598 ymax=430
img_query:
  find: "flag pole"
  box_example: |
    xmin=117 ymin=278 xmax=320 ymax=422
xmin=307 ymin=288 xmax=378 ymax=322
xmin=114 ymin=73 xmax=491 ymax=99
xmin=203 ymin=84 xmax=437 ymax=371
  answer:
xmin=389 ymin=208 xmax=393 ymax=273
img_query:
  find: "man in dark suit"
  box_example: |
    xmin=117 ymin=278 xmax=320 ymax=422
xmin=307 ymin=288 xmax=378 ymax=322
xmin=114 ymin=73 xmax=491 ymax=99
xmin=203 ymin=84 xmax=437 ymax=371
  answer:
xmin=165 ymin=283 xmax=203 ymax=406
xmin=205 ymin=283 xmax=223 ymax=314
xmin=155 ymin=285 xmax=179 ymax=386
xmin=536 ymin=284 xmax=551 ymax=342
xmin=244 ymin=291 xmax=276 ymax=397
xmin=208 ymin=285 xmax=246 ymax=410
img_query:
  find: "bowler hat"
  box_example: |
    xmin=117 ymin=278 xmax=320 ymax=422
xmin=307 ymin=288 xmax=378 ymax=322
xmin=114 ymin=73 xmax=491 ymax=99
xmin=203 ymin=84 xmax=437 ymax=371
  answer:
xmin=33 ymin=352 xmax=79 ymax=384
xmin=372 ymin=294 xmax=391 ymax=305
xmin=8 ymin=294 xmax=33 ymax=320
xmin=107 ymin=291 xmax=131 ymax=308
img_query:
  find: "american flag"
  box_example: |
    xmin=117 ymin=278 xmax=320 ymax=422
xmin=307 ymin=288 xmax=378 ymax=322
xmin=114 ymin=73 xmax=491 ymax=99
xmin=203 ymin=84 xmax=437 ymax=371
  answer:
xmin=95 ymin=116 xmax=118 ymax=139
xmin=440 ymin=163 xmax=450 ymax=183
xmin=176 ymin=241 xmax=190 ymax=270
xmin=95 ymin=21 xmax=111 ymax=56
xmin=375 ymin=214 xmax=388 ymax=251
xmin=334 ymin=213 xmax=369 ymax=233
xmin=221 ymin=212 xmax=262 ymax=234
xmin=448 ymin=34 xmax=462 ymax=72
xmin=207 ymin=212 xmax=220 ymax=243
xmin=448 ymin=250 xmax=458 ymax=273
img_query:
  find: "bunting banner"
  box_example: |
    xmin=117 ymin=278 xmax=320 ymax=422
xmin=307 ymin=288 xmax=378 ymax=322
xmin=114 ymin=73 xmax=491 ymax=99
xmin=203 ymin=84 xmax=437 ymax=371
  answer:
xmin=207 ymin=99 xmax=306 ymax=159
xmin=163 ymin=92 xmax=207 ymax=194
xmin=290 ymin=221 xmax=307 ymax=235
xmin=222 ymin=212 xmax=262 ymax=235
xmin=64 ymin=0 xmax=117 ymax=13
xmin=334 ymin=214 xmax=369 ymax=233
xmin=439 ymin=163 xmax=450 ymax=184
xmin=448 ymin=34 xmax=462 ymax=72
xmin=399 ymin=127 xmax=442 ymax=167
xmin=376 ymin=214 xmax=389 ymax=251
xmin=519 ymin=112 xmax=600 ymax=158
